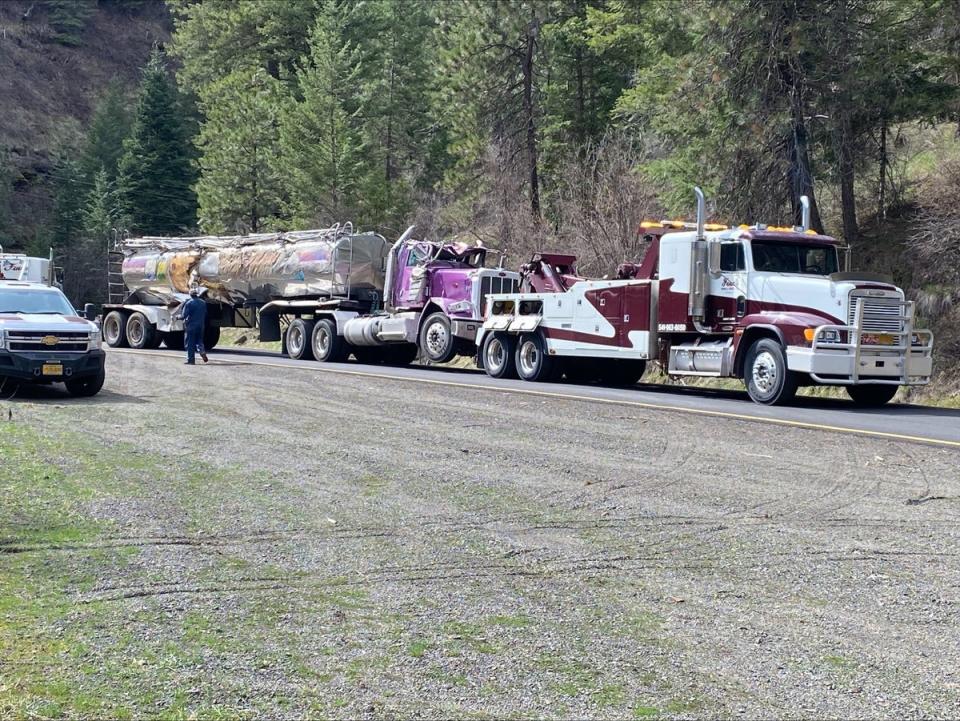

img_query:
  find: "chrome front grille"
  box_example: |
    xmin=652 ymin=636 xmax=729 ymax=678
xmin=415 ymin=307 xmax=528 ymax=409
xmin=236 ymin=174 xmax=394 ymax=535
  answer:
xmin=848 ymin=294 xmax=904 ymax=333
xmin=7 ymin=330 xmax=90 ymax=352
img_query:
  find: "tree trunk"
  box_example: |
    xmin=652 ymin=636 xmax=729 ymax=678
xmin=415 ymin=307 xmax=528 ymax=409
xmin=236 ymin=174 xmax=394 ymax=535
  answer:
xmin=522 ymin=18 xmax=541 ymax=220
xmin=837 ymin=106 xmax=858 ymax=243
xmin=787 ymin=85 xmax=824 ymax=233
xmin=878 ymin=119 xmax=886 ymax=220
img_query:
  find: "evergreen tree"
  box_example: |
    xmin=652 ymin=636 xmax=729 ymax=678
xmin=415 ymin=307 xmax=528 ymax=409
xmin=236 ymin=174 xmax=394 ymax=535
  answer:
xmin=80 ymin=81 xmax=133 ymax=184
xmin=279 ymin=3 xmax=363 ymax=227
xmin=0 ymin=149 xmax=13 ymax=247
xmin=50 ymin=156 xmax=86 ymax=249
xmin=195 ymin=68 xmax=287 ymax=233
xmin=83 ymin=168 xmax=123 ymax=240
xmin=117 ymin=48 xmax=198 ymax=235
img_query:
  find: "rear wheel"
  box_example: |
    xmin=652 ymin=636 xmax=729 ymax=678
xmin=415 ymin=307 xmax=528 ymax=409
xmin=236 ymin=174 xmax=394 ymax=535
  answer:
xmin=419 ymin=312 xmax=457 ymax=363
xmin=744 ymin=338 xmax=798 ymax=405
xmin=204 ymin=325 xmax=221 ymax=351
xmin=515 ymin=332 xmax=556 ymax=382
xmin=103 ymin=311 xmax=128 ymax=348
xmin=482 ymin=333 xmax=517 ymax=379
xmin=125 ymin=312 xmax=157 ymax=350
xmin=312 ymin=319 xmax=348 ymax=362
xmin=846 ymin=384 xmax=898 ymax=407
xmin=65 ymin=368 xmax=105 ymax=397
xmin=286 ymin=318 xmax=316 ymax=360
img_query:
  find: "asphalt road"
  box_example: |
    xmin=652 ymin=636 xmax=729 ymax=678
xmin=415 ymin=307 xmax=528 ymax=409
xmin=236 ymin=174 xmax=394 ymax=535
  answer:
xmin=111 ymin=347 xmax=960 ymax=448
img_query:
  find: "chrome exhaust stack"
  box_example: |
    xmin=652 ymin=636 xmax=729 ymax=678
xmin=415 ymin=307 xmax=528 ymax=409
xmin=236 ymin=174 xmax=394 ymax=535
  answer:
xmin=799 ymin=195 xmax=811 ymax=232
xmin=695 ymin=186 xmax=706 ymax=240
xmin=689 ymin=186 xmax=708 ymax=322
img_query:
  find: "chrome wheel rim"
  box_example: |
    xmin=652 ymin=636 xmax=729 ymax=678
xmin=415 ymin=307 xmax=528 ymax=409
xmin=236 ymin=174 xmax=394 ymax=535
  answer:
xmin=128 ymin=318 xmax=143 ymax=345
xmin=425 ymin=322 xmax=449 ymax=357
xmin=314 ymin=327 xmax=330 ymax=358
xmin=486 ymin=337 xmax=506 ymax=372
xmin=518 ymin=340 xmax=539 ymax=376
xmin=105 ymin=317 xmax=120 ymax=344
xmin=289 ymin=326 xmax=304 ymax=355
xmin=751 ymin=350 xmax=779 ymax=395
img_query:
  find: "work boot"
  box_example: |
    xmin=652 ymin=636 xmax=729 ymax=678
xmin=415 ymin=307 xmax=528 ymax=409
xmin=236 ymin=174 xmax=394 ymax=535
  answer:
xmin=201 ymin=353 xmax=209 ymax=363
xmin=184 ymin=361 xmax=195 ymax=365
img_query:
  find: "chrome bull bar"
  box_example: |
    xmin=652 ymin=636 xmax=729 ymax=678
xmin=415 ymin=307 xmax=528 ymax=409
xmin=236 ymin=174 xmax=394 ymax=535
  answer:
xmin=807 ymin=299 xmax=933 ymax=385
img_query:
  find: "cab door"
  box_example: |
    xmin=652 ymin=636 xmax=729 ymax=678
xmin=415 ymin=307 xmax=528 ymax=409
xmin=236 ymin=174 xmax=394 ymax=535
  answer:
xmin=708 ymin=241 xmax=748 ymax=330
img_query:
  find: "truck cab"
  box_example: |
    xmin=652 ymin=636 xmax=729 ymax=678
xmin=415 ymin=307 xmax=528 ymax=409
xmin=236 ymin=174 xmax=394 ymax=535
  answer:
xmin=0 ymin=281 xmax=105 ymax=396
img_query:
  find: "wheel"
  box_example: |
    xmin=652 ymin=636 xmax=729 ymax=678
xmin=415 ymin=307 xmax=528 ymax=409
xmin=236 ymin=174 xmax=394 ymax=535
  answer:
xmin=744 ymin=338 xmax=798 ymax=405
xmin=65 ymin=368 xmax=105 ymax=397
xmin=515 ymin=332 xmax=557 ymax=382
xmin=125 ymin=312 xmax=157 ymax=350
xmin=419 ymin=312 xmax=457 ymax=364
xmin=102 ymin=311 xmax=128 ymax=348
xmin=311 ymin=318 xmax=348 ymax=362
xmin=381 ymin=344 xmax=418 ymax=366
xmin=203 ymin=325 xmax=220 ymax=351
xmin=286 ymin=318 xmax=316 ymax=360
xmin=846 ymin=384 xmax=898 ymax=407
xmin=482 ymin=332 xmax=517 ymax=379
xmin=163 ymin=331 xmax=185 ymax=350
xmin=598 ymin=359 xmax=646 ymax=386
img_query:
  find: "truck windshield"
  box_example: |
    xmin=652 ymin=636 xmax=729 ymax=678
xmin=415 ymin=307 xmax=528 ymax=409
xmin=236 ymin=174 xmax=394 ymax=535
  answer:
xmin=0 ymin=288 xmax=76 ymax=315
xmin=751 ymin=242 xmax=839 ymax=275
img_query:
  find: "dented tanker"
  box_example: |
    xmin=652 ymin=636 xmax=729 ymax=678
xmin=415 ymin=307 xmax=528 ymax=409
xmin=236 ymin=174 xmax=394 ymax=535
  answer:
xmin=103 ymin=224 xmax=519 ymax=366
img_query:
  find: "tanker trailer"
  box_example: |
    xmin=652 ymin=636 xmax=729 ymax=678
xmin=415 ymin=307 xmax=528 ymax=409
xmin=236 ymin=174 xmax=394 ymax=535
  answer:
xmin=102 ymin=224 xmax=388 ymax=352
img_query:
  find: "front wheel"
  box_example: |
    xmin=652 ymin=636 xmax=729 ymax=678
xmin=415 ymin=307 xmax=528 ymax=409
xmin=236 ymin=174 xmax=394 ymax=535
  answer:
xmin=65 ymin=369 xmax=105 ymax=397
xmin=846 ymin=384 xmax=898 ymax=407
xmin=482 ymin=333 xmax=517 ymax=379
xmin=312 ymin=319 xmax=348 ymax=362
xmin=515 ymin=332 xmax=557 ymax=382
xmin=744 ymin=338 xmax=798 ymax=405
xmin=419 ymin=312 xmax=457 ymax=364
xmin=103 ymin=311 xmax=128 ymax=348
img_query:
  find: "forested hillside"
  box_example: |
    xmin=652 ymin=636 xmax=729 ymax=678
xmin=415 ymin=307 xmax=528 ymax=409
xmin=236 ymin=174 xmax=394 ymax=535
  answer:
xmin=0 ymin=0 xmax=958 ymax=380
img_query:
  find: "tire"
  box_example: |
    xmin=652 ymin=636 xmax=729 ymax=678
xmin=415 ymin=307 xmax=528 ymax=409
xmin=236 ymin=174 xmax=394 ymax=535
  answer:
xmin=125 ymin=312 xmax=157 ymax=350
xmin=163 ymin=331 xmax=185 ymax=351
xmin=846 ymin=384 xmax=898 ymax=407
xmin=482 ymin=332 xmax=517 ymax=379
xmin=65 ymin=368 xmax=105 ymax=397
xmin=381 ymin=344 xmax=418 ymax=366
xmin=204 ymin=325 xmax=220 ymax=351
xmin=598 ymin=359 xmax=647 ymax=387
xmin=515 ymin=332 xmax=557 ymax=382
xmin=419 ymin=312 xmax=457 ymax=364
xmin=744 ymin=337 xmax=798 ymax=405
xmin=103 ymin=311 xmax=128 ymax=348
xmin=286 ymin=318 xmax=316 ymax=360
xmin=311 ymin=318 xmax=348 ymax=362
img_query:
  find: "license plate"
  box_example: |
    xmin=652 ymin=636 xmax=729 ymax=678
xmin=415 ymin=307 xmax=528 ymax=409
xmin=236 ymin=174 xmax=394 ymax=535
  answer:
xmin=41 ymin=362 xmax=63 ymax=376
xmin=863 ymin=333 xmax=895 ymax=346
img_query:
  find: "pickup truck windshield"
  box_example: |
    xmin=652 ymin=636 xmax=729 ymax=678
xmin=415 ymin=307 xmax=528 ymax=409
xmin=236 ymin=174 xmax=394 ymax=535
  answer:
xmin=0 ymin=288 xmax=76 ymax=315
xmin=751 ymin=242 xmax=839 ymax=275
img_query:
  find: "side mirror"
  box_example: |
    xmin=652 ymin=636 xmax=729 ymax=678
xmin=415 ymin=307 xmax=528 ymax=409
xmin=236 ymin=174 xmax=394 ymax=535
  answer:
xmin=83 ymin=303 xmax=96 ymax=320
xmin=708 ymin=241 xmax=722 ymax=275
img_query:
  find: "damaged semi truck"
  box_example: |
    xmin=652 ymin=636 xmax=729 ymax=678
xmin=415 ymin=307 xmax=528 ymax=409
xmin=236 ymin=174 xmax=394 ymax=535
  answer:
xmin=103 ymin=224 xmax=519 ymax=365
xmin=477 ymin=188 xmax=934 ymax=406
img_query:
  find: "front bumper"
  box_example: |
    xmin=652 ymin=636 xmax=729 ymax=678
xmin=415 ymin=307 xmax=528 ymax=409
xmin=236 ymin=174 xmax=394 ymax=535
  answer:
xmin=786 ymin=324 xmax=933 ymax=386
xmin=0 ymin=349 xmax=105 ymax=382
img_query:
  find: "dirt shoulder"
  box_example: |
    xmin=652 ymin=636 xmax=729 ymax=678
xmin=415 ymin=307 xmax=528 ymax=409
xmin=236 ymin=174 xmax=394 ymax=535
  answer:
xmin=2 ymin=351 xmax=959 ymax=719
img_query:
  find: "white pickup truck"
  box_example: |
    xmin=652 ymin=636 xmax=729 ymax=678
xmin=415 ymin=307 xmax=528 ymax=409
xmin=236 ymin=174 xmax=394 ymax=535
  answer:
xmin=0 ymin=253 xmax=105 ymax=396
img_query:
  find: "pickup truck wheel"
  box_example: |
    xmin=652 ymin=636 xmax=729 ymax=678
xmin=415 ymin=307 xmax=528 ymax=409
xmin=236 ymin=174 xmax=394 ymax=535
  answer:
xmin=515 ymin=332 xmax=556 ymax=382
xmin=419 ymin=312 xmax=457 ymax=364
xmin=744 ymin=338 xmax=798 ymax=405
xmin=312 ymin=319 xmax=348 ymax=362
xmin=287 ymin=319 xmax=316 ymax=360
xmin=204 ymin=326 xmax=220 ymax=351
xmin=125 ymin=312 xmax=156 ymax=349
xmin=482 ymin=333 xmax=517 ymax=379
xmin=65 ymin=368 xmax=105 ymax=397
xmin=103 ymin=311 xmax=128 ymax=348
xmin=846 ymin=384 xmax=898 ymax=407
xmin=162 ymin=331 xmax=184 ymax=350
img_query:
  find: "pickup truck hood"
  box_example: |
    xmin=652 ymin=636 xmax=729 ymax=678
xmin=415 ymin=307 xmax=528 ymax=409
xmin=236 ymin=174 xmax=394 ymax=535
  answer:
xmin=0 ymin=313 xmax=95 ymax=332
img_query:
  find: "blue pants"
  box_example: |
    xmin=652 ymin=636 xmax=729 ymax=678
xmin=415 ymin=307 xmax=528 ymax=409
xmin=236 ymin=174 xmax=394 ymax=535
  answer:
xmin=185 ymin=327 xmax=206 ymax=363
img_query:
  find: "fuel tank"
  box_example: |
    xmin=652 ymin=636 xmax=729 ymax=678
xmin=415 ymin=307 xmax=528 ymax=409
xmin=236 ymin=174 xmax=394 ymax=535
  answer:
xmin=120 ymin=227 xmax=388 ymax=304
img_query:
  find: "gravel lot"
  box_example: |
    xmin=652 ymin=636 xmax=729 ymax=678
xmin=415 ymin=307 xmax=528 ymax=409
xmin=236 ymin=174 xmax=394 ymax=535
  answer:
xmin=2 ymin=349 xmax=960 ymax=719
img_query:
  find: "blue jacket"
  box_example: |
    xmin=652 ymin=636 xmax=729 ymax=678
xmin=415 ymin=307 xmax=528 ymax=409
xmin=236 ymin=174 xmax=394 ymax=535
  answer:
xmin=180 ymin=296 xmax=207 ymax=331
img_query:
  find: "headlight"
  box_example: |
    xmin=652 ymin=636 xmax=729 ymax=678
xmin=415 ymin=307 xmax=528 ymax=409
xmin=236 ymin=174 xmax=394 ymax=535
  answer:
xmin=0 ymin=329 xmax=5 ymax=350
xmin=911 ymin=333 xmax=922 ymax=346
xmin=89 ymin=329 xmax=102 ymax=348
xmin=817 ymin=329 xmax=841 ymax=343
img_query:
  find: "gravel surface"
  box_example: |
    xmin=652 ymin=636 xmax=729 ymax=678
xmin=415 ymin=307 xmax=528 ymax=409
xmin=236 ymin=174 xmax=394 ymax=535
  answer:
xmin=3 ymin=349 xmax=960 ymax=719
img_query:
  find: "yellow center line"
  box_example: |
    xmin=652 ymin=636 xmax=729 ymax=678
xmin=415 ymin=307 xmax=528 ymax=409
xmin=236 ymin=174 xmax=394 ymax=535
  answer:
xmin=111 ymin=349 xmax=960 ymax=450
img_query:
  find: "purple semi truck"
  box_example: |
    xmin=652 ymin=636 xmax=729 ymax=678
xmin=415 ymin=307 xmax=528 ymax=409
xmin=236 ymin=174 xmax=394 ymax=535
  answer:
xmin=103 ymin=224 xmax=520 ymax=366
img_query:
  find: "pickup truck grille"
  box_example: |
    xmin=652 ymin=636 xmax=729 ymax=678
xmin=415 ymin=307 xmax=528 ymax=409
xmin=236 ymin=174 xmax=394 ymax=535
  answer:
xmin=7 ymin=330 xmax=90 ymax=352
xmin=847 ymin=294 xmax=904 ymax=334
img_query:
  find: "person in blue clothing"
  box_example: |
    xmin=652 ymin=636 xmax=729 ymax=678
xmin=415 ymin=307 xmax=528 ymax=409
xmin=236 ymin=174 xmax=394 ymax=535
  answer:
xmin=179 ymin=287 xmax=209 ymax=365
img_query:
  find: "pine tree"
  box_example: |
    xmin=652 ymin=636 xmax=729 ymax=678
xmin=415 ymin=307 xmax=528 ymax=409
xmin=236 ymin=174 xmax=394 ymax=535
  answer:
xmin=83 ymin=168 xmax=123 ymax=240
xmin=0 ymin=148 xmax=13 ymax=247
xmin=117 ymin=48 xmax=198 ymax=235
xmin=195 ymin=68 xmax=287 ymax=233
xmin=80 ymin=81 xmax=132 ymax=185
xmin=50 ymin=156 xmax=86 ymax=249
xmin=279 ymin=3 xmax=363 ymax=227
